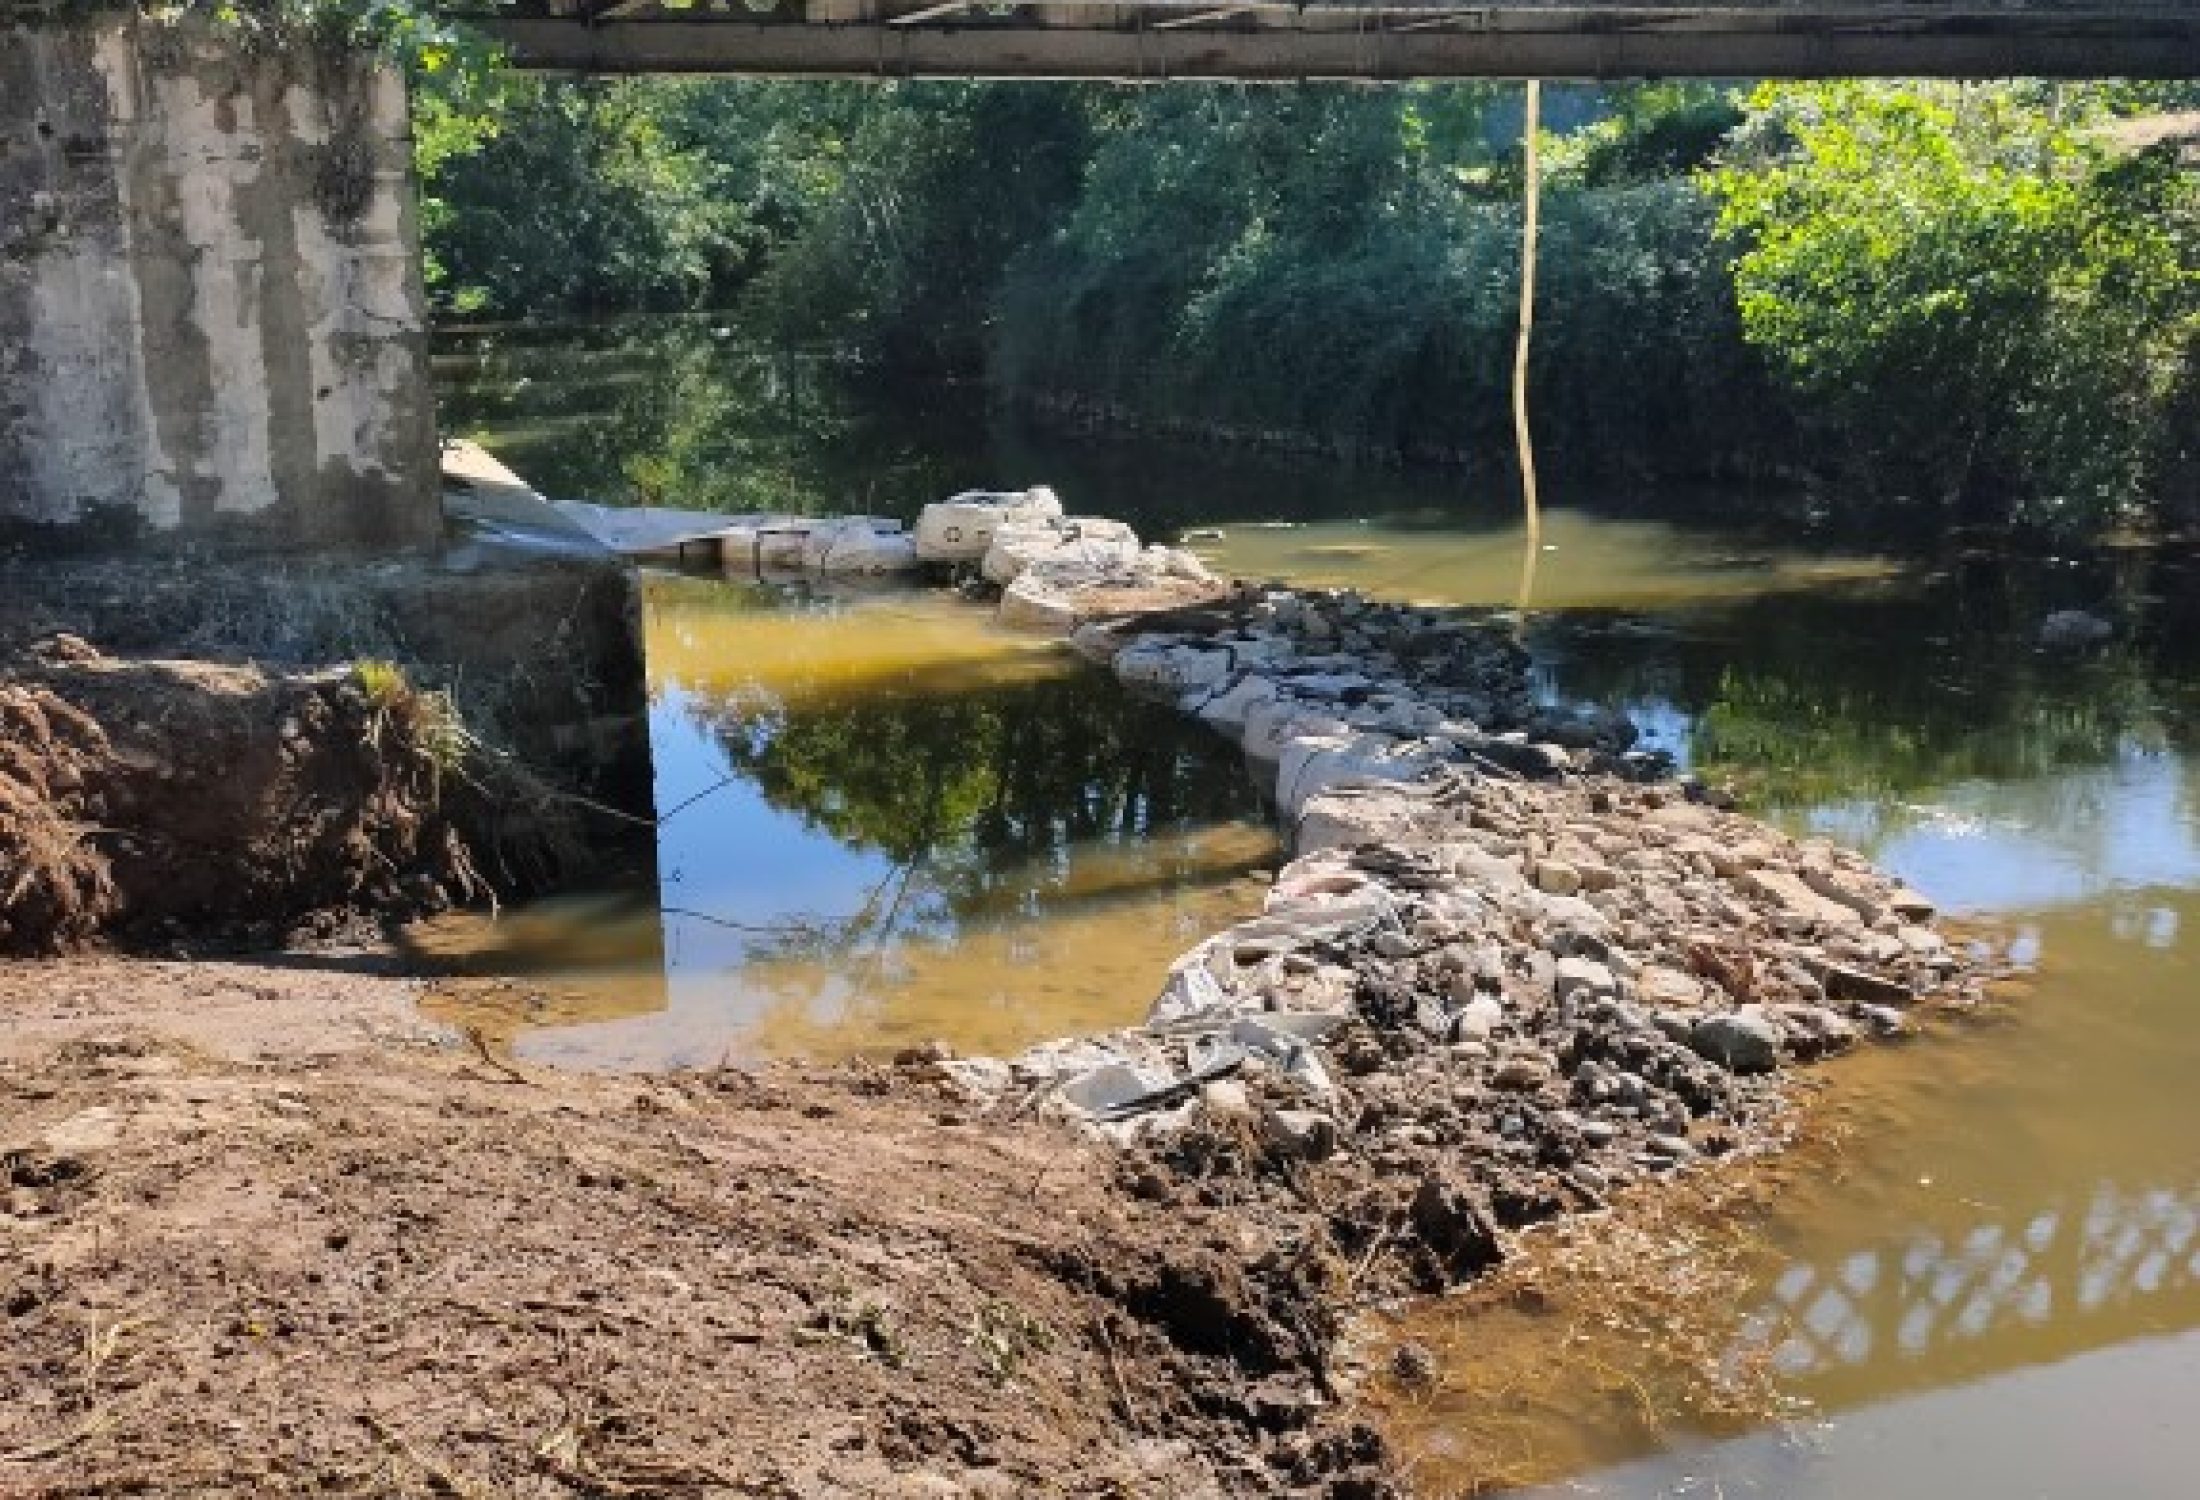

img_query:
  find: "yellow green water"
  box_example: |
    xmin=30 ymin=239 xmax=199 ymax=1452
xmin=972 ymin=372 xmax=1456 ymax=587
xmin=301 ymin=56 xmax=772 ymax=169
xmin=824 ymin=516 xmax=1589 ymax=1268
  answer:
xmin=414 ymin=574 xmax=1279 ymax=1068
xmin=1190 ymin=513 xmax=1901 ymax=610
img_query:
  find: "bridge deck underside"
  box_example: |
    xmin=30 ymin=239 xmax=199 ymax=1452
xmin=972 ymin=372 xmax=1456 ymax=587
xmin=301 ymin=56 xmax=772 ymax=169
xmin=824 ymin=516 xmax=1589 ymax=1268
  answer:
xmin=470 ymin=2 xmax=2200 ymax=78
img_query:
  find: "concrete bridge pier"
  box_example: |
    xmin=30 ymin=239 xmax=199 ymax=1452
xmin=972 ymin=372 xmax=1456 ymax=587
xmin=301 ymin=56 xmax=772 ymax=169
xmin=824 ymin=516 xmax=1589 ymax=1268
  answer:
xmin=0 ymin=15 xmax=439 ymax=555
xmin=0 ymin=18 xmax=659 ymax=875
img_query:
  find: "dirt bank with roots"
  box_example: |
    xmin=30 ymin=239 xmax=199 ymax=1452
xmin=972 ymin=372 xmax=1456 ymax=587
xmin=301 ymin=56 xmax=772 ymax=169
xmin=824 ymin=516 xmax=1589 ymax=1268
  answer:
xmin=0 ymin=637 xmax=487 ymax=956
xmin=0 ymin=554 xmax=657 ymax=939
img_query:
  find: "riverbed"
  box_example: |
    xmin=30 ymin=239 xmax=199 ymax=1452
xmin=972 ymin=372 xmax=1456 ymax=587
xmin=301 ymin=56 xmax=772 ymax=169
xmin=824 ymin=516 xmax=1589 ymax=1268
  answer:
xmin=433 ymin=321 xmax=2200 ymax=1497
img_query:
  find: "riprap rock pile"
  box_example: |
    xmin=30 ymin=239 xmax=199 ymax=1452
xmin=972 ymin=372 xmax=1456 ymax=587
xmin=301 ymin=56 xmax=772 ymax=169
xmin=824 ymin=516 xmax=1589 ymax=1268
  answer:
xmin=907 ymin=584 xmax=1989 ymax=1300
xmin=912 ymin=490 xmax=1227 ymax=629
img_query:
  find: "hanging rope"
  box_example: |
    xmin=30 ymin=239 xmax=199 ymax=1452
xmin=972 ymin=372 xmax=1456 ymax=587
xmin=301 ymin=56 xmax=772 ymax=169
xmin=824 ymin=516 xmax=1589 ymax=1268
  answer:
xmin=1512 ymin=77 xmax=1543 ymax=545
xmin=1511 ymin=78 xmax=1544 ymax=625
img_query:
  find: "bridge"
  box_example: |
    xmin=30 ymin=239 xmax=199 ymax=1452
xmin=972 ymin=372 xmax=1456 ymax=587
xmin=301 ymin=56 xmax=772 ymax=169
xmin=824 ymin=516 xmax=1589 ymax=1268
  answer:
xmin=470 ymin=1 xmax=2200 ymax=80
xmin=5 ymin=5 xmax=2198 ymax=559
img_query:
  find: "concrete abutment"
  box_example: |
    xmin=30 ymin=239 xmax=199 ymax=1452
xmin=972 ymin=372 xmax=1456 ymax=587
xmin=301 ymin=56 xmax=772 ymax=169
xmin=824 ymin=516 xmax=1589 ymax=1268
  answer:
xmin=1 ymin=14 xmax=437 ymax=554
xmin=1 ymin=16 xmax=659 ymax=901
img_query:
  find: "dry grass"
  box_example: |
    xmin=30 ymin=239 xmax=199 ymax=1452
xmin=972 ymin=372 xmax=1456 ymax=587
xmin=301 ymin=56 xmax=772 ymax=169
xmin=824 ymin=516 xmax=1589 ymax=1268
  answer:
xmin=0 ymin=681 xmax=119 ymax=952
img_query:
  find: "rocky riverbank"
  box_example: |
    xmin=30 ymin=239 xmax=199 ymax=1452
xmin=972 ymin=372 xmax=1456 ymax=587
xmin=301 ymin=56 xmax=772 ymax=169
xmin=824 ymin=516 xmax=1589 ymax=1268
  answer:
xmin=904 ymin=575 xmax=1989 ymax=1315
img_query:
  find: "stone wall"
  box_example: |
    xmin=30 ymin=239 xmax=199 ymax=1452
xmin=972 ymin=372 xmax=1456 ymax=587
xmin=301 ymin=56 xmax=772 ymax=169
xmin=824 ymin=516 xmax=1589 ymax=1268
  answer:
xmin=0 ymin=15 xmax=438 ymax=553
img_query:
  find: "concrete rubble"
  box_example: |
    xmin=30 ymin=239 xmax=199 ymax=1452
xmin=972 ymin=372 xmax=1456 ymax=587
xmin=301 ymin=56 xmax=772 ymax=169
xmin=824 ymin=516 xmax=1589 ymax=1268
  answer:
xmin=895 ymin=543 xmax=1989 ymax=1229
xmin=474 ymin=485 xmax=1227 ymax=608
xmin=911 ymin=494 xmax=1231 ymax=631
xmin=913 ymin=486 xmax=1064 ymax=562
xmin=543 ymin=500 xmax=924 ymax=577
xmin=467 ymin=473 xmax=1988 ymax=1219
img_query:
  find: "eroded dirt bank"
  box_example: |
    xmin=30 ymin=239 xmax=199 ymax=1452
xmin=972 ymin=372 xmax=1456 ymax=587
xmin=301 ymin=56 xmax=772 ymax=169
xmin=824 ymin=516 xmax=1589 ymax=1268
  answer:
xmin=1 ymin=641 xmax=481 ymax=955
xmin=1 ymin=551 xmax=658 ymax=956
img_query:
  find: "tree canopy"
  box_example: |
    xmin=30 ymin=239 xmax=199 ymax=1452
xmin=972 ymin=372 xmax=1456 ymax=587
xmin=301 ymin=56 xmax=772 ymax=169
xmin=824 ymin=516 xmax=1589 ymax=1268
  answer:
xmin=1708 ymin=82 xmax=2200 ymax=528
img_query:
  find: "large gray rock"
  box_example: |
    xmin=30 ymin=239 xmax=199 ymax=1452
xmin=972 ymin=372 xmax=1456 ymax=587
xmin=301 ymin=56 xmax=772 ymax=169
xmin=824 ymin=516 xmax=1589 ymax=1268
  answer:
xmin=913 ymin=486 xmax=1062 ymax=563
xmin=1689 ymin=1007 xmax=1781 ymax=1074
xmin=981 ymin=515 xmax=1140 ymax=585
xmin=1741 ymin=867 xmax=1862 ymax=929
xmin=1451 ymin=993 xmax=1504 ymax=1040
xmin=1773 ymin=1003 xmax=1860 ymax=1059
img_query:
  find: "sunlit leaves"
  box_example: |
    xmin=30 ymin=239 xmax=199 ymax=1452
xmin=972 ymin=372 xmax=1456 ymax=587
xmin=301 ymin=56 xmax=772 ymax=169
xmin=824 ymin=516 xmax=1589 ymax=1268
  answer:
xmin=1707 ymin=82 xmax=2200 ymax=525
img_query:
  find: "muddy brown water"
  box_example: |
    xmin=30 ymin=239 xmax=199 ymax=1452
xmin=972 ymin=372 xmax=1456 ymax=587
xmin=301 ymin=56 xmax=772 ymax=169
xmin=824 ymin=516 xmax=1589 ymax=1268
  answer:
xmin=433 ymin=321 xmax=2200 ymax=1497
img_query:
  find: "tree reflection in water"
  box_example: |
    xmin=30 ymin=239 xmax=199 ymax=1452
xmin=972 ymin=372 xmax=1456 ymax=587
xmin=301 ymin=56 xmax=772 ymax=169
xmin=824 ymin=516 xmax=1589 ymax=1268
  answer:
xmin=1535 ymin=549 xmax=2200 ymax=813
xmin=680 ymin=648 xmax=1272 ymax=979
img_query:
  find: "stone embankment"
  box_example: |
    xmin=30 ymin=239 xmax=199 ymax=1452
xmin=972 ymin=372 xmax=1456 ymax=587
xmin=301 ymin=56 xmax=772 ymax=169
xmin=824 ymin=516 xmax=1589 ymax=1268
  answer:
xmin=901 ymin=502 xmax=1986 ymax=1306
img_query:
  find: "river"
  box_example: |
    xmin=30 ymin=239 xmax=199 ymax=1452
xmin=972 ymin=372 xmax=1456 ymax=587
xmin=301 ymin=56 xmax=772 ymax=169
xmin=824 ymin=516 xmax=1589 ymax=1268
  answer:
xmin=430 ymin=319 xmax=2200 ymax=1498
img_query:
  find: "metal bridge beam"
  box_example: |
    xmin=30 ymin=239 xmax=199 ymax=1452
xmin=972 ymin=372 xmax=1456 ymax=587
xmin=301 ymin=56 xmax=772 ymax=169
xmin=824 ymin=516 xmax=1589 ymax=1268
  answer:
xmin=477 ymin=17 xmax=2200 ymax=80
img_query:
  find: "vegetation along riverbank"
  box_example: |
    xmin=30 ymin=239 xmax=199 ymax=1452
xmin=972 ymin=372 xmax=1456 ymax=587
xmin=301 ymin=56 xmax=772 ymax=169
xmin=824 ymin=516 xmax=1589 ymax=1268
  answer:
xmin=5 ymin=6 xmax=2188 ymax=1495
xmin=417 ymin=69 xmax=2200 ymax=542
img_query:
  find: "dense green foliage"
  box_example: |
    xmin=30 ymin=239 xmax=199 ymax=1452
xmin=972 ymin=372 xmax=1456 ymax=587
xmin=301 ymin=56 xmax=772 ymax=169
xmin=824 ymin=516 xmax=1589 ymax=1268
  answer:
xmin=990 ymin=88 xmax=1778 ymax=479
xmin=422 ymin=79 xmax=770 ymax=314
xmin=409 ymin=53 xmax=2200 ymax=536
xmin=1708 ymin=82 xmax=2200 ymax=528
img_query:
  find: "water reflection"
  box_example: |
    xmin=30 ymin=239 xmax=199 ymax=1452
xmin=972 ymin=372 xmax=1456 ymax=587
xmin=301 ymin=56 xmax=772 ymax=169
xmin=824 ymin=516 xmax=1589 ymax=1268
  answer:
xmin=435 ymin=319 xmax=981 ymax=518
xmin=1508 ymin=1334 xmax=2200 ymax=1499
xmin=1741 ymin=1177 xmax=2200 ymax=1390
xmin=433 ymin=318 xmax=1900 ymax=551
xmin=1538 ymin=551 xmax=2200 ymax=805
xmin=418 ymin=577 xmax=1275 ymax=1067
xmin=1800 ymin=749 xmax=2200 ymax=914
xmin=1192 ymin=513 xmax=1899 ymax=611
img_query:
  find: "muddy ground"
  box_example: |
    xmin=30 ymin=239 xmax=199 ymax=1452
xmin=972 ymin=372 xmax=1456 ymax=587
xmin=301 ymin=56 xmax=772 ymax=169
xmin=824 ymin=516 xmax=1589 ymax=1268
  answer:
xmin=1 ymin=957 xmax=1405 ymax=1499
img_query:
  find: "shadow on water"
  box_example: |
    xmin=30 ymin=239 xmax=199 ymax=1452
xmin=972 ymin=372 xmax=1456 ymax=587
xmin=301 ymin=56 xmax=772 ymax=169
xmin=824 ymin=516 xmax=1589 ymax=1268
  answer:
xmin=434 ymin=318 xmax=989 ymax=520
